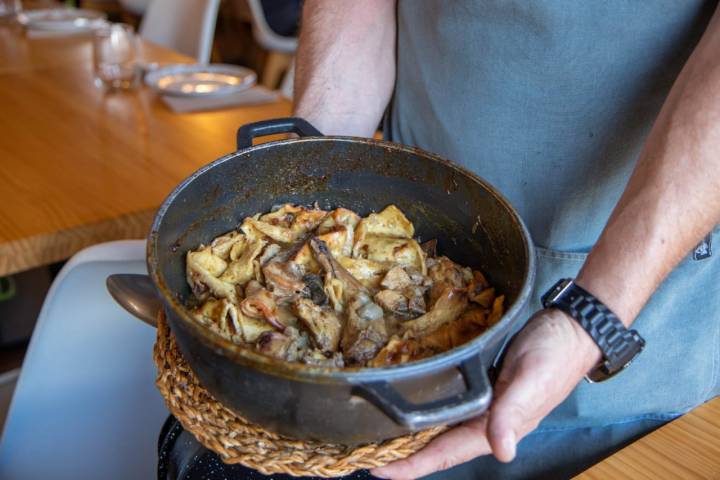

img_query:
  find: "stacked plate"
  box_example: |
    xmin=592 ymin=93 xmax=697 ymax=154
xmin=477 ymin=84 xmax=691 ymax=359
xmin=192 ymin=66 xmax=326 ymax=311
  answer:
xmin=144 ymin=64 xmax=257 ymax=98
xmin=18 ymin=8 xmax=107 ymax=34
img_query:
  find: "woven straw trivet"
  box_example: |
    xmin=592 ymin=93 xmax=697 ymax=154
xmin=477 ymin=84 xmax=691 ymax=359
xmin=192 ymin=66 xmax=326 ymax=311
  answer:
xmin=153 ymin=311 xmax=448 ymax=477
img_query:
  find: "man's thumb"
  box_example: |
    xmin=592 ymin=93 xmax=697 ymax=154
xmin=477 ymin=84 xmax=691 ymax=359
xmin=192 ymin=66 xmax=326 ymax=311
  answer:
xmin=486 ymin=399 xmax=522 ymax=462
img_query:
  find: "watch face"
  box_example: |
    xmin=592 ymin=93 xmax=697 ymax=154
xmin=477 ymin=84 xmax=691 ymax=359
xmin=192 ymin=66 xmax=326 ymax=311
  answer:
xmin=542 ymin=279 xmax=573 ymax=307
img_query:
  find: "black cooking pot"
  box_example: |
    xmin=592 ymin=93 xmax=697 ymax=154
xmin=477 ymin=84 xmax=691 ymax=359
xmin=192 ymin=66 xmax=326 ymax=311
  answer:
xmin=111 ymin=117 xmax=535 ymax=445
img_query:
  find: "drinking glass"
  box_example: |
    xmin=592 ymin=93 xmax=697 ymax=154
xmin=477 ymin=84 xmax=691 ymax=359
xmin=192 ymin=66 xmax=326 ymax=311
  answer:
xmin=92 ymin=23 xmax=140 ymax=91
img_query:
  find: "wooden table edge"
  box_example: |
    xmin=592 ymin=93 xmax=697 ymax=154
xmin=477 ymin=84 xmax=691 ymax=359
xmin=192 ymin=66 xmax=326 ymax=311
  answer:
xmin=0 ymin=208 xmax=155 ymax=276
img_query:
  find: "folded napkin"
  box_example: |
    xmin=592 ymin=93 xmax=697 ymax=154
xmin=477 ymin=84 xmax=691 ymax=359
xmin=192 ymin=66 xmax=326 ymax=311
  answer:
xmin=25 ymin=27 xmax=95 ymax=39
xmin=161 ymin=86 xmax=280 ymax=113
xmin=24 ymin=18 xmax=107 ymax=39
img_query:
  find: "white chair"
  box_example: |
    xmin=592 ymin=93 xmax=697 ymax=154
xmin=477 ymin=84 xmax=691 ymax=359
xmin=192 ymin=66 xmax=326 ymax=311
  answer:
xmin=0 ymin=241 xmax=168 ymax=479
xmin=234 ymin=0 xmax=297 ymax=94
xmin=139 ymin=0 xmax=221 ymax=64
xmin=246 ymin=0 xmax=297 ymax=54
xmin=118 ymin=0 xmax=150 ymax=16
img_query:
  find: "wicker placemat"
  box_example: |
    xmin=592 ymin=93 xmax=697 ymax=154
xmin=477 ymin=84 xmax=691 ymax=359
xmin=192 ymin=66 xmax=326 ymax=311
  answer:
xmin=153 ymin=311 xmax=447 ymax=477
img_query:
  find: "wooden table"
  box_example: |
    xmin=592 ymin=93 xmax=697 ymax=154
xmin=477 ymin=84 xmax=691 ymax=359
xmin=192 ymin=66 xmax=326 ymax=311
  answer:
xmin=0 ymin=26 xmax=291 ymax=276
xmin=577 ymin=397 xmax=720 ymax=479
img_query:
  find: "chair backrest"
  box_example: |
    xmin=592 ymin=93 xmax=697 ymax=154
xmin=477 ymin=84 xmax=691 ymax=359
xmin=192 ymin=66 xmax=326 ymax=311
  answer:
xmin=118 ymin=0 xmax=150 ymax=16
xmin=245 ymin=0 xmax=297 ymax=53
xmin=139 ymin=0 xmax=221 ymax=64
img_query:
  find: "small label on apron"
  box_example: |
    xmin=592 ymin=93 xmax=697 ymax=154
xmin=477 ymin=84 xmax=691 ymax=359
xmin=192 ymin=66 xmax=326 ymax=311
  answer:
xmin=693 ymin=234 xmax=712 ymax=261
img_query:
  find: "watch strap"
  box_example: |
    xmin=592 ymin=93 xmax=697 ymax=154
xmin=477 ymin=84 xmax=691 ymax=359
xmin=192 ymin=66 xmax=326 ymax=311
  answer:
xmin=542 ymin=279 xmax=645 ymax=382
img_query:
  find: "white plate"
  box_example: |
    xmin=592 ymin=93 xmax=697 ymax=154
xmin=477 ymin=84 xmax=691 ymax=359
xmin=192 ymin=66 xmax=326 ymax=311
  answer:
xmin=18 ymin=8 xmax=106 ymax=32
xmin=145 ymin=63 xmax=257 ymax=97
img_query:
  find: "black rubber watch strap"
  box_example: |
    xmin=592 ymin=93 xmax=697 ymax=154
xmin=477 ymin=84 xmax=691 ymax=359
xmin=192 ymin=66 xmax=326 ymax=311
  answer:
xmin=542 ymin=279 xmax=645 ymax=382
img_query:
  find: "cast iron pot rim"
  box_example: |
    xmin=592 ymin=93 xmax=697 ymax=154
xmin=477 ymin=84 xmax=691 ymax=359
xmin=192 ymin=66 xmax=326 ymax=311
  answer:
xmin=147 ymin=136 xmax=536 ymax=383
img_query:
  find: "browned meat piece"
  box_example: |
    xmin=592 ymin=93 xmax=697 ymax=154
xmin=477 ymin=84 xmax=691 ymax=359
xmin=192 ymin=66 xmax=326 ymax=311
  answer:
xmin=487 ymin=295 xmax=505 ymax=326
xmin=420 ymin=239 xmax=438 ymax=257
xmin=372 ymin=306 xmax=489 ymax=367
xmin=294 ymin=298 xmax=343 ymax=352
xmin=374 ymin=289 xmax=409 ymax=317
xmin=427 ymin=256 xmax=467 ymax=306
xmin=341 ymin=296 xmax=388 ymax=365
xmin=380 ymin=266 xmax=414 ymax=290
xmin=467 ymin=270 xmax=494 ymax=307
xmin=401 ymin=287 xmax=468 ymax=336
xmin=403 ymin=266 xmax=428 ymax=286
xmin=403 ymin=285 xmax=428 ymax=317
xmin=369 ymin=336 xmax=413 ymax=367
xmin=470 ymin=287 xmax=495 ymax=308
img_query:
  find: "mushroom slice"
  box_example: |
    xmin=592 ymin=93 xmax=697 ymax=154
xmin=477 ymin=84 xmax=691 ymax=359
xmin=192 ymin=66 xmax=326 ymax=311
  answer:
xmin=302 ymin=273 xmax=328 ymax=305
xmin=401 ymin=287 xmax=468 ymax=337
xmin=310 ymin=237 xmax=368 ymax=299
xmin=403 ymin=285 xmax=428 ymax=317
xmin=341 ymin=296 xmax=388 ymax=365
xmin=292 ymin=228 xmax=349 ymax=273
xmin=374 ymin=289 xmax=409 ymax=317
xmin=295 ymin=298 xmax=342 ymax=352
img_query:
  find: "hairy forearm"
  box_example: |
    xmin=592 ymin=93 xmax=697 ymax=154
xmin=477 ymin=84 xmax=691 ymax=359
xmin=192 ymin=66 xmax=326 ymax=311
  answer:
xmin=576 ymin=7 xmax=720 ymax=326
xmin=292 ymin=0 xmax=396 ymax=136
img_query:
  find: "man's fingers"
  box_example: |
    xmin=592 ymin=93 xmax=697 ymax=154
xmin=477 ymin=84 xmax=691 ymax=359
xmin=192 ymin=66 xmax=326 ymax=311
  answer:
xmin=371 ymin=416 xmax=492 ymax=480
xmin=487 ymin=357 xmax=548 ymax=462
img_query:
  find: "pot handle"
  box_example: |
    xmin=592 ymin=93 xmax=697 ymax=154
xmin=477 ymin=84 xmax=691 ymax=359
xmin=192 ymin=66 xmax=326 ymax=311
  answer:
xmin=236 ymin=117 xmax=323 ymax=150
xmin=353 ymin=354 xmax=492 ymax=429
xmin=106 ymin=274 xmax=161 ymax=328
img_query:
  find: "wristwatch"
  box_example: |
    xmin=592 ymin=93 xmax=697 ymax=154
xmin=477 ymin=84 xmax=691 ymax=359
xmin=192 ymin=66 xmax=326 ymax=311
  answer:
xmin=541 ymin=278 xmax=645 ymax=383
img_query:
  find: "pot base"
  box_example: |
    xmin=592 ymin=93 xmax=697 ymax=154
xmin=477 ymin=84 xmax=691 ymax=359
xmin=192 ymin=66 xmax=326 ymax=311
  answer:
xmin=154 ymin=311 xmax=447 ymax=476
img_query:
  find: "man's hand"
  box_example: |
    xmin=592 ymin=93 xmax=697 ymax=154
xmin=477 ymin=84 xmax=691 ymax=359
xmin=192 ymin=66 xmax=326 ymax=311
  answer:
xmin=371 ymin=309 xmax=601 ymax=480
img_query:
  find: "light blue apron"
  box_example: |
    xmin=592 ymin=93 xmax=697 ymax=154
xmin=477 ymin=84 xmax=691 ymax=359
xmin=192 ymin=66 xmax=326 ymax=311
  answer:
xmin=386 ymin=1 xmax=720 ymax=477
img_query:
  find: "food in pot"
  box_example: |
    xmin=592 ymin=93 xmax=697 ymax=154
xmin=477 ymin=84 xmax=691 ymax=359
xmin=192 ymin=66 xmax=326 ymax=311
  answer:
xmin=185 ymin=204 xmax=504 ymax=367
